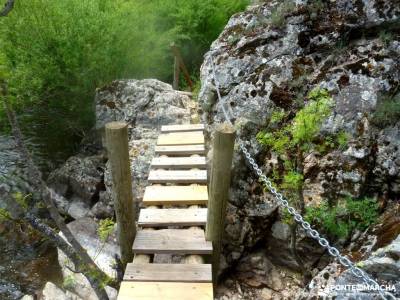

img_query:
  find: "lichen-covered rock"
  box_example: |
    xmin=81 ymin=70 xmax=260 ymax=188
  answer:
xmin=199 ymin=0 xmax=400 ymax=271
xmin=47 ymin=155 xmax=105 ymax=219
xmin=95 ymin=79 xmax=195 ymax=208
xmin=95 ymin=79 xmax=192 ymax=132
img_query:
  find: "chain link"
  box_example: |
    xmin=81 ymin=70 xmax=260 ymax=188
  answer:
xmin=208 ymin=53 xmax=396 ymax=300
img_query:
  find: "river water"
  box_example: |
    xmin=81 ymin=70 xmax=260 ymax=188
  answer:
xmin=0 ymin=111 xmax=82 ymax=299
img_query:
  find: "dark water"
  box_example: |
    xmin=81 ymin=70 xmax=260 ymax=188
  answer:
xmin=0 ymin=109 xmax=82 ymax=299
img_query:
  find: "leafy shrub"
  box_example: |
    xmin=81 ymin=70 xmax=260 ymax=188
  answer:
xmin=0 ymin=0 xmax=248 ymax=133
xmin=305 ymin=197 xmax=379 ymax=239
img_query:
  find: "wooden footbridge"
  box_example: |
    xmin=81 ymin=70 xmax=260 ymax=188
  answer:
xmin=105 ymin=122 xmax=235 ymax=300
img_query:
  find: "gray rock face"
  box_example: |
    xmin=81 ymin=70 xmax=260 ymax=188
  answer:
xmin=297 ymin=234 xmax=400 ymax=299
xmin=47 ymin=155 xmax=105 ymax=219
xmin=95 ymin=79 xmax=192 ymax=131
xmin=199 ymin=0 xmax=400 ymax=270
xmin=95 ymin=79 xmax=195 ymax=208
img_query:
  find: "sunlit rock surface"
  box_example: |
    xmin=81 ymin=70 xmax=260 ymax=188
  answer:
xmin=199 ymin=0 xmax=400 ymax=294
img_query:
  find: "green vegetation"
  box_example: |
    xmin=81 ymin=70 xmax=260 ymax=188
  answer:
xmin=372 ymin=93 xmax=400 ymax=127
xmin=63 ymin=275 xmax=76 ymax=289
xmin=257 ymin=88 xmax=334 ymax=210
xmin=98 ymin=218 xmax=115 ymax=242
xmin=269 ymin=0 xmax=295 ymax=28
xmin=305 ymin=197 xmax=379 ymax=239
xmin=379 ymin=30 xmax=394 ymax=47
xmin=0 ymin=0 xmax=248 ymax=134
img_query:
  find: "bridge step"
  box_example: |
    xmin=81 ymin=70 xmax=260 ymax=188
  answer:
xmin=138 ymin=208 xmax=207 ymax=227
xmin=157 ymin=132 xmax=204 ymax=146
xmin=132 ymin=229 xmax=212 ymax=254
xmin=124 ymin=263 xmax=212 ymax=282
xmin=154 ymin=145 xmax=206 ymax=156
xmin=142 ymin=185 xmax=208 ymax=206
xmin=151 ymin=156 xmax=206 ymax=169
xmin=161 ymin=124 xmax=205 ymax=133
xmin=148 ymin=170 xmax=207 ymax=184
xmin=118 ymin=282 xmax=213 ymax=300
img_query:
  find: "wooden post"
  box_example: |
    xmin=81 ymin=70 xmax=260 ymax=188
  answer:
xmin=205 ymin=123 xmax=235 ymax=282
xmin=170 ymin=42 xmax=193 ymax=91
xmin=105 ymin=122 xmax=136 ymax=267
xmin=173 ymin=55 xmax=180 ymax=90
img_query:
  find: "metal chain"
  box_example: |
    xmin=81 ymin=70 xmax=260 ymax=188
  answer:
xmin=208 ymin=53 xmax=396 ymax=300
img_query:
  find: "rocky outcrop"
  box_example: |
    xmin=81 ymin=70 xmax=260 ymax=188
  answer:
xmin=199 ymin=0 xmax=400 ymax=299
xmin=199 ymin=0 xmax=400 ymax=277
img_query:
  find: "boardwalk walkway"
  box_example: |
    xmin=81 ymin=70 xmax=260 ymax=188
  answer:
xmin=118 ymin=124 xmax=214 ymax=300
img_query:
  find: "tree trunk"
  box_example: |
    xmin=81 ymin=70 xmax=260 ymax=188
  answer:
xmin=0 ymin=0 xmax=15 ymax=17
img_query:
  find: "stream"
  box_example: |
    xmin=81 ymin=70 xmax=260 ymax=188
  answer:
xmin=0 ymin=110 xmax=82 ymax=299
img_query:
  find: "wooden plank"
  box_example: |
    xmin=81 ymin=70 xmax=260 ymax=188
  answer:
xmin=132 ymin=229 xmax=212 ymax=254
xmin=118 ymin=282 xmax=213 ymax=300
xmin=124 ymin=263 xmax=212 ymax=282
xmin=154 ymin=145 xmax=205 ymax=156
xmin=151 ymin=156 xmax=206 ymax=169
xmin=138 ymin=208 xmax=207 ymax=227
xmin=157 ymin=132 xmax=204 ymax=146
xmin=142 ymin=185 xmax=208 ymax=206
xmin=161 ymin=124 xmax=205 ymax=133
xmin=148 ymin=170 xmax=207 ymax=184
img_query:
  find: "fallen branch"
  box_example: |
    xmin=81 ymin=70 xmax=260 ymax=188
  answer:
xmin=0 ymin=81 xmax=118 ymax=298
xmin=0 ymin=0 xmax=15 ymax=17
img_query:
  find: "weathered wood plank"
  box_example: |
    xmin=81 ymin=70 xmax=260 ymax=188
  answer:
xmin=132 ymin=229 xmax=212 ymax=254
xmin=161 ymin=124 xmax=205 ymax=133
xmin=151 ymin=156 xmax=206 ymax=169
xmin=124 ymin=263 xmax=212 ymax=282
xmin=142 ymin=185 xmax=208 ymax=206
xmin=148 ymin=170 xmax=207 ymax=184
xmin=154 ymin=145 xmax=205 ymax=156
xmin=117 ymin=282 xmax=213 ymax=300
xmin=138 ymin=208 xmax=207 ymax=227
xmin=157 ymin=132 xmax=204 ymax=146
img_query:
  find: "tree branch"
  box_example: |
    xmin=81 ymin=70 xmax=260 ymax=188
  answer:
xmin=0 ymin=0 xmax=15 ymax=17
xmin=0 ymin=81 xmax=118 ymax=297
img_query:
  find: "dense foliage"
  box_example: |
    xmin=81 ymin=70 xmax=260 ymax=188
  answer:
xmin=0 ymin=0 xmax=248 ymax=133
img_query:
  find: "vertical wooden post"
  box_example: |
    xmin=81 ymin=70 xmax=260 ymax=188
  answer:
xmin=105 ymin=122 xmax=135 ymax=267
xmin=170 ymin=42 xmax=193 ymax=91
xmin=173 ymin=55 xmax=180 ymax=90
xmin=205 ymin=123 xmax=235 ymax=282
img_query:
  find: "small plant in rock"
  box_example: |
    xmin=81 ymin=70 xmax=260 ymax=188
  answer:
xmin=63 ymin=275 xmax=76 ymax=290
xmin=305 ymin=197 xmax=379 ymax=239
xmin=379 ymin=30 xmax=394 ymax=47
xmin=98 ymin=218 xmax=115 ymax=242
xmin=268 ymin=0 xmax=296 ymax=28
xmin=257 ymin=87 xmax=334 ymax=272
xmin=372 ymin=93 xmax=400 ymax=128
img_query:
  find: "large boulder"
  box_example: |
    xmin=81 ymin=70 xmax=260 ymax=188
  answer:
xmin=95 ymin=79 xmax=196 ymax=208
xmin=47 ymin=155 xmax=105 ymax=219
xmin=199 ymin=0 xmax=400 ymax=270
